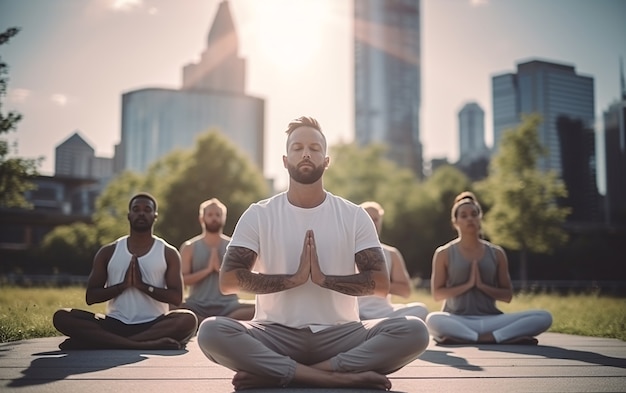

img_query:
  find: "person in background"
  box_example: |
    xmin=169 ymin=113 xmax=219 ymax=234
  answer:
xmin=52 ymin=192 xmax=198 ymax=350
xmin=358 ymin=201 xmax=428 ymax=321
xmin=177 ymin=198 xmax=254 ymax=322
xmin=426 ymin=191 xmax=552 ymax=345
xmin=196 ymin=116 xmax=429 ymax=390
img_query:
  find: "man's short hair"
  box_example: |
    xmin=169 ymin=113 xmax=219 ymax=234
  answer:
xmin=284 ymin=116 xmax=327 ymax=151
xmin=129 ymin=192 xmax=158 ymax=211
xmin=199 ymin=198 xmax=227 ymax=219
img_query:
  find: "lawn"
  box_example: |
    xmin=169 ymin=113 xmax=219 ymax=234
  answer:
xmin=1 ymin=286 xmax=624 ymax=343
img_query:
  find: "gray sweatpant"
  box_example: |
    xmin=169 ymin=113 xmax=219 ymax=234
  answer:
xmin=197 ymin=316 xmax=429 ymax=386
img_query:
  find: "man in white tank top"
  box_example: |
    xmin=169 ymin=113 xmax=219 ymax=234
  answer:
xmin=358 ymin=201 xmax=428 ymax=321
xmin=197 ymin=116 xmax=429 ymax=391
xmin=52 ymin=193 xmax=197 ymax=350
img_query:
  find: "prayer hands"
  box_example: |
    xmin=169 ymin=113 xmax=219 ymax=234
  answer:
xmin=207 ymin=247 xmax=221 ymax=274
xmin=294 ymin=230 xmax=324 ymax=287
xmin=121 ymin=255 xmax=145 ymax=292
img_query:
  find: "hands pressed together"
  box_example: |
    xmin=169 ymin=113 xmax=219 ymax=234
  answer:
xmin=120 ymin=255 xmax=149 ymax=293
xmin=206 ymin=247 xmax=221 ymax=275
xmin=291 ymin=230 xmax=326 ymax=287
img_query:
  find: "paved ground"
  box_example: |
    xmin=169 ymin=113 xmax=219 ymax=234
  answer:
xmin=1 ymin=332 xmax=625 ymax=392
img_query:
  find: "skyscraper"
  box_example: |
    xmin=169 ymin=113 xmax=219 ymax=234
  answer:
xmin=55 ymin=132 xmax=94 ymax=178
xmin=116 ymin=0 xmax=264 ymax=174
xmin=492 ymin=59 xmax=598 ymax=222
xmin=602 ymin=59 xmax=626 ymax=226
xmin=492 ymin=59 xmax=594 ymax=175
xmin=458 ymin=102 xmax=488 ymax=164
xmin=354 ymin=0 xmax=422 ymax=178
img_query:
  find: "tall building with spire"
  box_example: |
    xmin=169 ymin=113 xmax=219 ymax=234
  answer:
xmin=353 ymin=0 xmax=423 ymax=178
xmin=116 ymin=0 xmax=264 ymax=174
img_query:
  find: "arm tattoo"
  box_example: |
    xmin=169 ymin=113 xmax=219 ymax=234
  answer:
xmin=322 ymin=247 xmax=385 ymax=296
xmin=223 ymin=246 xmax=296 ymax=294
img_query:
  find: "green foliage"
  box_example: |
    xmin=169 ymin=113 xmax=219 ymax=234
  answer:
xmin=477 ymin=114 xmax=570 ymax=252
xmin=325 ymin=143 xmax=466 ymax=278
xmin=476 ymin=114 xmax=570 ymax=283
xmin=39 ymin=223 xmax=99 ymax=274
xmin=91 ymin=171 xmax=147 ymax=243
xmin=158 ymin=130 xmax=269 ymax=247
xmin=0 ymin=27 xmax=42 ymax=208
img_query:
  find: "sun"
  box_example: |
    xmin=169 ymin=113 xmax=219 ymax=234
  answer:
xmin=245 ymin=0 xmax=333 ymax=72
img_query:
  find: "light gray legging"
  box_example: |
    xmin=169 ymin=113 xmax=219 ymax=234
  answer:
xmin=197 ymin=316 xmax=429 ymax=387
xmin=426 ymin=309 xmax=553 ymax=343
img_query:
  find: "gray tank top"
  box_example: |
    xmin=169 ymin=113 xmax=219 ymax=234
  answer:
xmin=442 ymin=241 xmax=503 ymax=315
xmin=184 ymin=237 xmax=239 ymax=310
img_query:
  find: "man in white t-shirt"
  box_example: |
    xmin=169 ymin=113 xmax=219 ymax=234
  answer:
xmin=197 ymin=116 xmax=429 ymax=390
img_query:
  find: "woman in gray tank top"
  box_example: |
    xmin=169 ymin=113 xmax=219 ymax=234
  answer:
xmin=425 ymin=191 xmax=552 ymax=345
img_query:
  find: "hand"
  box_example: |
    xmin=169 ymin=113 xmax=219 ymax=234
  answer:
xmin=469 ymin=259 xmax=479 ymax=288
xmin=292 ymin=230 xmax=313 ymax=286
xmin=207 ymin=247 xmax=221 ymax=274
xmin=121 ymin=255 xmax=135 ymax=292
xmin=473 ymin=259 xmax=484 ymax=288
xmin=131 ymin=255 xmax=144 ymax=288
xmin=308 ymin=231 xmax=325 ymax=286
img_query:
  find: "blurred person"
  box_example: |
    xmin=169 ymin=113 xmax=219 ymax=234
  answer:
xmin=196 ymin=116 xmax=429 ymax=390
xmin=358 ymin=201 xmax=428 ymax=321
xmin=177 ymin=198 xmax=254 ymax=322
xmin=52 ymin=193 xmax=197 ymax=350
xmin=426 ymin=191 xmax=552 ymax=345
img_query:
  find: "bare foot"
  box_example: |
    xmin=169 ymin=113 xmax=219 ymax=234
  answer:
xmin=434 ymin=336 xmax=472 ymax=345
xmin=138 ymin=337 xmax=182 ymax=350
xmin=232 ymin=371 xmax=281 ymax=390
xmin=232 ymin=370 xmax=391 ymax=391
xmin=502 ymin=336 xmax=538 ymax=345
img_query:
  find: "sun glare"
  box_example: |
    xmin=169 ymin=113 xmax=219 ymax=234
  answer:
xmin=247 ymin=0 xmax=332 ymax=71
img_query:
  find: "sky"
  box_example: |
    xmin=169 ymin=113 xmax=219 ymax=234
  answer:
xmin=1 ymin=0 xmax=625 ymax=191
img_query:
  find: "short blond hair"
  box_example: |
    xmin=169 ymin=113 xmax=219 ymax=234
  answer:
xmin=199 ymin=198 xmax=227 ymax=220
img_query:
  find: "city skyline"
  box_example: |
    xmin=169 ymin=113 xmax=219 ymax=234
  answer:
xmin=2 ymin=0 xmax=625 ymax=190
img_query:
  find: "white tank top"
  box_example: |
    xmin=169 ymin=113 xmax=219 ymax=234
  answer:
xmin=105 ymin=236 xmax=169 ymax=324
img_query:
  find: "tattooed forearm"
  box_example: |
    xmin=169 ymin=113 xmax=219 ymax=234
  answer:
xmin=235 ymin=271 xmax=294 ymax=294
xmin=322 ymin=271 xmax=376 ymax=296
xmin=223 ymin=246 xmax=300 ymax=294
xmin=321 ymin=247 xmax=386 ymax=296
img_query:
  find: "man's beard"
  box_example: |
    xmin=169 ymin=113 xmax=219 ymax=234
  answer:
xmin=204 ymin=221 xmax=223 ymax=233
xmin=287 ymin=162 xmax=325 ymax=185
xmin=130 ymin=218 xmax=152 ymax=233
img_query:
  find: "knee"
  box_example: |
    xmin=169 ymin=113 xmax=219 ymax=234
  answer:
xmin=52 ymin=308 xmax=72 ymax=332
xmin=196 ymin=317 xmax=225 ymax=351
xmin=538 ymin=310 xmax=553 ymax=330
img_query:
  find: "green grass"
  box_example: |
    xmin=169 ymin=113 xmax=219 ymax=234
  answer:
xmin=1 ymin=286 xmax=624 ymax=343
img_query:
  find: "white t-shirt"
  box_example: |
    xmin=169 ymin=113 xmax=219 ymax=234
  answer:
xmin=229 ymin=191 xmax=381 ymax=329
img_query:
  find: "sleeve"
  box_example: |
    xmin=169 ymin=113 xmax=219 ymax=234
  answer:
xmin=354 ymin=206 xmax=382 ymax=253
xmin=228 ymin=204 xmax=260 ymax=253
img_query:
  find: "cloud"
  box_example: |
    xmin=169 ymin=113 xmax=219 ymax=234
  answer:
xmin=111 ymin=0 xmax=143 ymax=12
xmin=8 ymin=88 xmax=31 ymax=103
xmin=51 ymin=94 xmax=68 ymax=107
xmin=470 ymin=0 xmax=489 ymax=6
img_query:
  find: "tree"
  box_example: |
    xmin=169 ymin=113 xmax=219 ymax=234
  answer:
xmin=324 ymin=143 xmax=435 ymax=277
xmin=476 ymin=114 xmax=570 ymax=287
xmin=0 ymin=27 xmax=41 ymax=208
xmin=157 ymin=130 xmax=269 ymax=248
xmin=40 ymin=223 xmax=99 ymax=275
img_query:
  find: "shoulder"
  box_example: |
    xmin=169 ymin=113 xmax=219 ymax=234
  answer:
xmin=482 ymin=239 xmax=504 ymax=252
xmin=382 ymin=243 xmax=399 ymax=254
xmin=182 ymin=234 xmax=204 ymax=246
xmin=435 ymin=239 xmax=457 ymax=255
xmin=482 ymin=240 xmax=506 ymax=259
